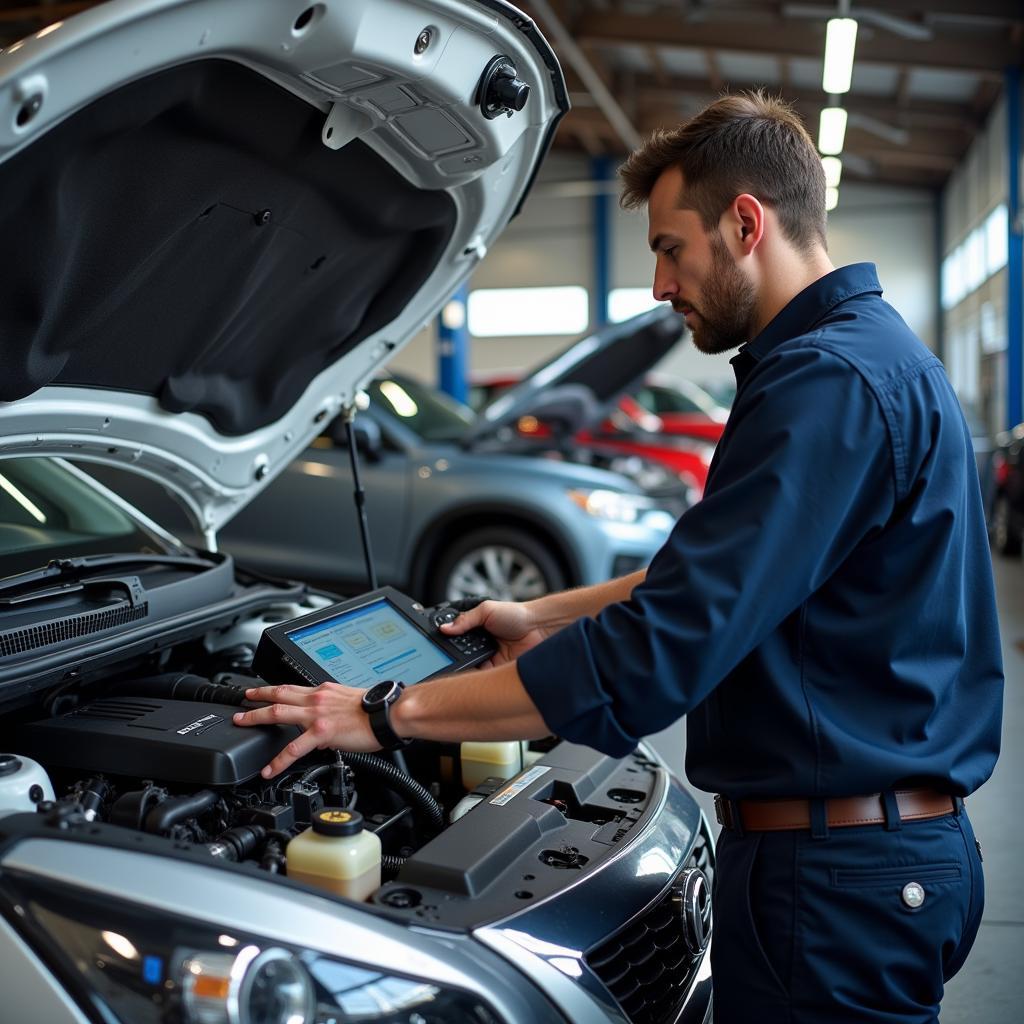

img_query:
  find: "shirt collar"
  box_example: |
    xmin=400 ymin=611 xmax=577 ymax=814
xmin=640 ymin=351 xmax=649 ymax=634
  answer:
xmin=731 ymin=263 xmax=882 ymax=379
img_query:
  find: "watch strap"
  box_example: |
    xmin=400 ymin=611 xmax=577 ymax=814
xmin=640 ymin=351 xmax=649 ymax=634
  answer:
xmin=367 ymin=696 xmax=410 ymax=751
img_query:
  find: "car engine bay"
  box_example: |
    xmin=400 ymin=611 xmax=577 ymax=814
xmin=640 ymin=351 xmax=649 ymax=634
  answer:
xmin=0 ymin=574 xmax=677 ymax=927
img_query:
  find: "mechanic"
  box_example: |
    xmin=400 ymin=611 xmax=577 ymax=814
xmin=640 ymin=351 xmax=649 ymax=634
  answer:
xmin=236 ymin=92 xmax=1003 ymax=1023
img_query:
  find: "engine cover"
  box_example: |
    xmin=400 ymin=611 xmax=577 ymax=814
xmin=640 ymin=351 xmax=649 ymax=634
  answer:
xmin=19 ymin=698 xmax=298 ymax=785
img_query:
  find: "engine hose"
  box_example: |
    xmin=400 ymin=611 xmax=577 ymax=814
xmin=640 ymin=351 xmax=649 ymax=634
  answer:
xmin=145 ymin=790 xmax=219 ymax=835
xmin=208 ymin=824 xmax=267 ymax=861
xmin=381 ymin=854 xmax=406 ymax=881
xmin=76 ymin=777 xmax=111 ymax=821
xmin=340 ymin=752 xmax=443 ymax=835
xmin=114 ymin=673 xmax=250 ymax=707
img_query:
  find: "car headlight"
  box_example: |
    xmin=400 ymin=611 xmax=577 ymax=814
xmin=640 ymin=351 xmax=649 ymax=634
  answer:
xmin=567 ymin=488 xmax=648 ymax=524
xmin=1 ymin=873 xmax=502 ymax=1024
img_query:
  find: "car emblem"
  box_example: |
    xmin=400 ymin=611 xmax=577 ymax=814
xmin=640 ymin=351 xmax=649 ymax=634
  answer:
xmin=672 ymin=868 xmax=712 ymax=955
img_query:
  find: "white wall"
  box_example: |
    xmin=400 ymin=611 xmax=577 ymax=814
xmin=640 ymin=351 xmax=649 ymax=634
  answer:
xmin=826 ymin=183 xmax=937 ymax=351
xmin=389 ymin=157 xmax=938 ymax=390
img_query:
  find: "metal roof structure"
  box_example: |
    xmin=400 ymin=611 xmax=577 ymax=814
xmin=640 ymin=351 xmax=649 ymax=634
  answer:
xmin=1 ymin=0 xmax=1022 ymax=188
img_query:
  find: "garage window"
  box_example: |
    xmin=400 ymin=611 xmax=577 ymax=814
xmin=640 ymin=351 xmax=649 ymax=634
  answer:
xmin=467 ymin=286 xmax=589 ymax=337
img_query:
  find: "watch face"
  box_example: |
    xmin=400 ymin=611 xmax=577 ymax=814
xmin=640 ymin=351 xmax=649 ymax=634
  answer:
xmin=363 ymin=680 xmax=398 ymax=706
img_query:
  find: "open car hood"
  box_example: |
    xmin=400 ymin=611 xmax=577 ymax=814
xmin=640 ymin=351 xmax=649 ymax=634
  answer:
xmin=0 ymin=0 xmax=566 ymax=543
xmin=467 ymin=305 xmax=684 ymax=443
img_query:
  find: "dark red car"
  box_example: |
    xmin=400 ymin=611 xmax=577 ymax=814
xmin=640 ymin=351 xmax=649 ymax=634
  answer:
xmin=468 ymin=310 xmax=721 ymax=496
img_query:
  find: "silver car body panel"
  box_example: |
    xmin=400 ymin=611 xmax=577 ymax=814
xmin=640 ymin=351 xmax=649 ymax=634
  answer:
xmin=476 ymin=758 xmax=713 ymax=1023
xmin=1 ymin=838 xmax=566 ymax=1023
xmin=0 ymin=0 xmax=564 ymax=540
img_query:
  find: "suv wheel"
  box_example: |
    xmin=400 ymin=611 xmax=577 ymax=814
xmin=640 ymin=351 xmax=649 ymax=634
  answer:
xmin=993 ymin=494 xmax=1022 ymax=556
xmin=431 ymin=527 xmax=566 ymax=603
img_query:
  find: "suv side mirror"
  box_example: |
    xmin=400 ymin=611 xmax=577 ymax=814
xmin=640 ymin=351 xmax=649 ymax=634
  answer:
xmin=327 ymin=416 xmax=383 ymax=460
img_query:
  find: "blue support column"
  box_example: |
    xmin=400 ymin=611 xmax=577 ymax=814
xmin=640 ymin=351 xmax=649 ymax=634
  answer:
xmin=592 ymin=156 xmax=613 ymax=328
xmin=1007 ymin=65 xmax=1022 ymax=428
xmin=437 ymin=283 xmax=469 ymax=404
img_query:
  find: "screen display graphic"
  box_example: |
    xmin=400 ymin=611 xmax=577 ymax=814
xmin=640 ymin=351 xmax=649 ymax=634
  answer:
xmin=286 ymin=599 xmax=453 ymax=688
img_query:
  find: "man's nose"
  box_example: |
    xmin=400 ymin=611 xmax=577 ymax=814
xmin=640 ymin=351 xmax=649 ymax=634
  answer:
xmin=653 ymin=271 xmax=677 ymax=303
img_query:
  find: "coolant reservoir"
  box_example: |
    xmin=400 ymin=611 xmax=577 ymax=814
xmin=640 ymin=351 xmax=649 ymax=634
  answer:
xmin=0 ymin=754 xmax=55 ymax=815
xmin=459 ymin=741 xmax=523 ymax=790
xmin=287 ymin=809 xmax=381 ymax=901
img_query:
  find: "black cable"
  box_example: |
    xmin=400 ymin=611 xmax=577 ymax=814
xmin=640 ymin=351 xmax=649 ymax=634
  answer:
xmin=345 ymin=410 xmax=378 ymax=590
xmin=341 ymin=751 xmax=444 ymax=835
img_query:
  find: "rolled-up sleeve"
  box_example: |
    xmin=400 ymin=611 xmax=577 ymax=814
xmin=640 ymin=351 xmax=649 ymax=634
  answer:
xmin=517 ymin=339 xmax=897 ymax=756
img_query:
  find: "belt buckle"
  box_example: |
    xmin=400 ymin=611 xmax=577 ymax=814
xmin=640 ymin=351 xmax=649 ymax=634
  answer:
xmin=714 ymin=794 xmax=733 ymax=829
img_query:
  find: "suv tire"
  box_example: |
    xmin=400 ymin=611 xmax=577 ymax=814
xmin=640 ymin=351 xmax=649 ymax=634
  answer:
xmin=430 ymin=526 xmax=566 ymax=603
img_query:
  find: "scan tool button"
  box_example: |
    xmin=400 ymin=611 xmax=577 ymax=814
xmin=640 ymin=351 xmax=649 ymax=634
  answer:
xmin=432 ymin=608 xmax=459 ymax=629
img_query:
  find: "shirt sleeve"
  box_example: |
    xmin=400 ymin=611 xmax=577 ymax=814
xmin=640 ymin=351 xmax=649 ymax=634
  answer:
xmin=517 ymin=338 xmax=897 ymax=757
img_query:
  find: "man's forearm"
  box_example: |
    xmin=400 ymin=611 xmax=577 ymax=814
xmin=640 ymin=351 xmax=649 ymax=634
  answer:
xmin=524 ymin=567 xmax=646 ymax=632
xmin=392 ymin=661 xmax=548 ymax=742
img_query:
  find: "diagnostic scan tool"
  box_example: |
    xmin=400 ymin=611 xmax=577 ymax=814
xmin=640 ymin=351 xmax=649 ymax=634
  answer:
xmin=252 ymin=586 xmax=497 ymax=689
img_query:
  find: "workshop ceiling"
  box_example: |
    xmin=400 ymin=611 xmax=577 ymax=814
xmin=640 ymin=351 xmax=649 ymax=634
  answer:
xmin=519 ymin=0 xmax=1023 ymax=190
xmin=2 ymin=0 xmax=1022 ymax=190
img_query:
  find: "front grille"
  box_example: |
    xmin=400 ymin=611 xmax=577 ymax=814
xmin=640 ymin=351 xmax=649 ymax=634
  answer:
xmin=585 ymin=827 xmax=714 ymax=1024
xmin=0 ymin=602 xmax=149 ymax=657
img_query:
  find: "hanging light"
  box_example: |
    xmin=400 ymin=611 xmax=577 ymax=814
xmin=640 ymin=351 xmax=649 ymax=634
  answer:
xmin=822 ymin=18 xmax=858 ymax=94
xmin=826 ymin=186 xmax=840 ymax=212
xmin=821 ymin=156 xmax=843 ymax=188
xmin=818 ymin=107 xmax=848 ymax=156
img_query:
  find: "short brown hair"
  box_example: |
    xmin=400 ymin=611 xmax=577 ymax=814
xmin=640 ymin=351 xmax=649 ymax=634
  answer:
xmin=619 ymin=91 xmax=827 ymax=252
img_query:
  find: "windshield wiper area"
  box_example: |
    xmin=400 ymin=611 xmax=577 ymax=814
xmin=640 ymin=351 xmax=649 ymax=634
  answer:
xmin=0 ymin=553 xmax=218 ymax=602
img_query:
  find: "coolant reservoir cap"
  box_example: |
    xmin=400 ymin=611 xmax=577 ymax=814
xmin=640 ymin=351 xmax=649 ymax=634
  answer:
xmin=312 ymin=808 xmax=364 ymax=837
xmin=0 ymin=755 xmax=22 ymax=777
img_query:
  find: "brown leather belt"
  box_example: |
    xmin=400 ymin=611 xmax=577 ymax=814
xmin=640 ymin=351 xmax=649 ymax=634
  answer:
xmin=714 ymin=789 xmax=958 ymax=832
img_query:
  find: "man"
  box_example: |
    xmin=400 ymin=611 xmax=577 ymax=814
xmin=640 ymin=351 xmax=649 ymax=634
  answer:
xmin=235 ymin=93 xmax=1003 ymax=1022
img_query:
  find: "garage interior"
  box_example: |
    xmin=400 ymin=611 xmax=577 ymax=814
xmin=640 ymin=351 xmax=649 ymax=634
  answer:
xmin=1 ymin=0 xmax=1021 ymax=1019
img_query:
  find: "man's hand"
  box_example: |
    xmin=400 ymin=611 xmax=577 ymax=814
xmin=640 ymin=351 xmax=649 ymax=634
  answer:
xmin=233 ymin=682 xmax=380 ymax=778
xmin=440 ymin=599 xmax=555 ymax=666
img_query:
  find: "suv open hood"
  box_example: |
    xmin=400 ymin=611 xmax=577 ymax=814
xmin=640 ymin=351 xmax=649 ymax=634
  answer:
xmin=0 ymin=0 xmax=566 ymax=544
xmin=467 ymin=305 xmax=684 ymax=443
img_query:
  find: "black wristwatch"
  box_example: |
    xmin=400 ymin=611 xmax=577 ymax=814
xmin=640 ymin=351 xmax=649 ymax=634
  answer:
xmin=361 ymin=680 xmax=411 ymax=751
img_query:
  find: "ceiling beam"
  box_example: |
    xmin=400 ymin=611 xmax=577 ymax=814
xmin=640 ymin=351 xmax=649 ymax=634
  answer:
xmin=628 ymin=73 xmax=984 ymax=132
xmin=526 ymin=0 xmax=642 ymax=150
xmin=576 ymin=11 xmax=1018 ymax=78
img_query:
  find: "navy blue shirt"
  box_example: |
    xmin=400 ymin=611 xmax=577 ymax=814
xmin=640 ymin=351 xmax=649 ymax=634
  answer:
xmin=518 ymin=264 xmax=1003 ymax=798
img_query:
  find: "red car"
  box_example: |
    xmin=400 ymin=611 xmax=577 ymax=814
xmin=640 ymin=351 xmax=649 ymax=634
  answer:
xmin=467 ymin=311 xmax=721 ymax=496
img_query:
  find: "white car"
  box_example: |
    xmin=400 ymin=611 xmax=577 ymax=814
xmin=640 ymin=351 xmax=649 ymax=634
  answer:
xmin=0 ymin=3 xmax=713 ymax=1023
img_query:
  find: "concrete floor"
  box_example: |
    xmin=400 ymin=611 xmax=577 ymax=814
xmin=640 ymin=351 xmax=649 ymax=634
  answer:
xmin=649 ymin=554 xmax=1023 ymax=1021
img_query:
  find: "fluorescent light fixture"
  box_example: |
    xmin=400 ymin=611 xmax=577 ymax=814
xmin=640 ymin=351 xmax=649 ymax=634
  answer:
xmin=822 ymin=18 xmax=858 ymax=94
xmin=818 ymin=106 xmax=848 ymax=156
xmin=825 ymin=187 xmax=839 ymax=212
xmin=821 ymin=156 xmax=842 ymax=188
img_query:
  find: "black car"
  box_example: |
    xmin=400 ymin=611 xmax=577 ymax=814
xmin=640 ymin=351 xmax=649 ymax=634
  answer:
xmin=990 ymin=423 xmax=1024 ymax=556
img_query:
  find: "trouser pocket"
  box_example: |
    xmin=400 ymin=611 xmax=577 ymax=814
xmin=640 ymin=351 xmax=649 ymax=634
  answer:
xmin=711 ymin=830 xmax=793 ymax=1024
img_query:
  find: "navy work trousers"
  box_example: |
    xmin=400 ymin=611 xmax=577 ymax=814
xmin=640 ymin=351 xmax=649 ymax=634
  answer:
xmin=711 ymin=809 xmax=984 ymax=1022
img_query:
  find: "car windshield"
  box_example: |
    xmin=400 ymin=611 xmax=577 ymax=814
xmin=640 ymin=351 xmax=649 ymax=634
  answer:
xmin=369 ymin=376 xmax=476 ymax=443
xmin=634 ymin=382 xmax=721 ymax=417
xmin=0 ymin=458 xmax=174 ymax=577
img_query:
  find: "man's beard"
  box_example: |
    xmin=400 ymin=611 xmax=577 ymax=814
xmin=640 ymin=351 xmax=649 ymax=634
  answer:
xmin=677 ymin=232 xmax=758 ymax=354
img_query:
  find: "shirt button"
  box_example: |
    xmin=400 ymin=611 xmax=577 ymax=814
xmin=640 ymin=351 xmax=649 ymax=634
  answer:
xmin=902 ymin=882 xmax=926 ymax=909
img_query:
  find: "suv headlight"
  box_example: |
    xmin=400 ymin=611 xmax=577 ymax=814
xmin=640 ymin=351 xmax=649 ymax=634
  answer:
xmin=567 ymin=488 xmax=647 ymax=524
xmin=1 ymin=874 xmax=502 ymax=1024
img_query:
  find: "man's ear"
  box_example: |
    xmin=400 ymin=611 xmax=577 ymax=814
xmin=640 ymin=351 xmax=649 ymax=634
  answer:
xmin=727 ymin=194 xmax=764 ymax=254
